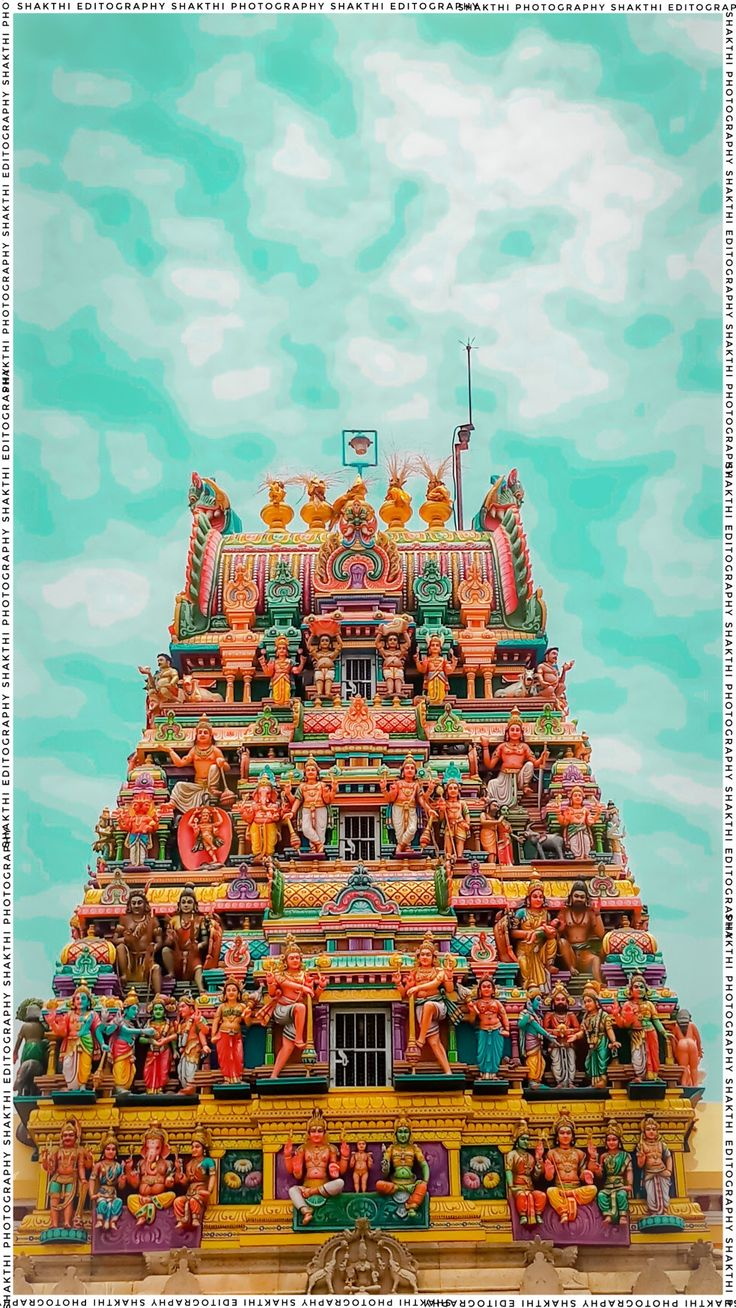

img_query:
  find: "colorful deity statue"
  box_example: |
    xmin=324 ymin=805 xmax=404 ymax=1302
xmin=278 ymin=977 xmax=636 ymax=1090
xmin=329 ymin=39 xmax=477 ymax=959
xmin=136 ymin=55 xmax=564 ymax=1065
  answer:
xmin=115 ymin=781 xmax=160 ymax=866
xmin=13 ymin=1000 xmax=48 ymax=1096
xmin=43 ymin=984 xmax=107 ymax=1092
xmin=332 ymin=476 xmax=378 ymax=547
xmin=349 ymin=1140 xmax=374 ymax=1193
xmin=596 ymin=1121 xmax=633 ymax=1226
xmin=176 ymin=993 xmax=210 ymax=1094
xmin=671 ymin=1008 xmax=704 ymax=1087
xmin=256 ymin=936 xmax=326 ymax=1079
xmin=605 ymin=800 xmax=627 ymax=867
xmin=113 ymin=889 xmax=164 ymax=994
xmin=99 ymin=990 xmax=144 ymax=1094
xmin=375 ymin=615 xmax=412 ymax=701
xmin=138 ymin=653 xmax=181 ymax=718
xmin=381 ymin=754 xmax=431 ymax=856
xmin=557 ymin=880 xmax=605 ymax=982
xmin=465 ymin=978 xmax=510 ymax=1080
xmin=41 ymin=1118 xmax=88 ymax=1231
xmin=393 ymin=934 xmax=457 ymax=1076
xmin=482 ymin=712 xmax=549 ymax=809
xmin=287 ymin=758 xmax=335 ymax=855
xmin=237 ymin=768 xmax=286 ymax=863
xmin=260 ymin=477 xmax=294 ymax=531
xmin=124 ymin=1122 xmax=177 ymax=1226
xmin=305 ymin=618 xmax=342 ymax=704
xmin=551 ymin=786 xmax=603 ymax=860
xmin=90 ymin=1132 xmax=125 ymax=1231
xmin=508 ymin=881 xmax=561 ymax=991
xmin=505 ymin=1122 xmax=547 ymax=1227
xmin=518 ymin=988 xmax=557 ymax=1088
xmin=166 ymin=717 xmax=234 ymax=812
xmin=260 ymin=636 xmax=305 ymax=705
xmin=379 ymin=454 xmax=413 ymax=531
xmin=542 ymin=1115 xmax=599 ymax=1225
xmin=376 ymin=1119 xmax=429 ymax=1215
xmin=434 ymin=776 xmax=471 ymax=862
xmin=141 ymin=997 xmax=178 ymax=1094
xmin=162 ymin=885 xmax=218 ymax=993
xmin=298 ymin=475 xmax=334 ymax=530
xmin=188 ymin=804 xmax=226 ymax=865
xmin=415 ymin=635 xmax=457 ymax=706
xmin=210 ymin=979 xmax=253 ymax=1084
xmin=535 ymin=646 xmax=574 ymax=708
xmin=616 ymin=974 xmax=669 ymax=1082
xmin=173 ymin=1128 xmax=217 ymax=1230
xmin=416 ymin=455 xmax=453 ymax=528
xmin=92 ymin=807 xmax=116 ymax=861
xmin=479 ymin=800 xmax=514 ymax=864
xmin=543 ymin=983 xmax=582 ymax=1089
xmin=285 ymin=1108 xmax=349 ymax=1225
xmin=581 ymin=984 xmax=620 ymax=1088
xmin=636 ymin=1116 xmax=674 ymax=1215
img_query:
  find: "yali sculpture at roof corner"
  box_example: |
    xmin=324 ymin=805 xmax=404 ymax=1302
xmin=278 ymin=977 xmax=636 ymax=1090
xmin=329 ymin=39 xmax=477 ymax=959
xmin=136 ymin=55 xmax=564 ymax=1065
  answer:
xmin=15 ymin=446 xmax=707 ymax=1271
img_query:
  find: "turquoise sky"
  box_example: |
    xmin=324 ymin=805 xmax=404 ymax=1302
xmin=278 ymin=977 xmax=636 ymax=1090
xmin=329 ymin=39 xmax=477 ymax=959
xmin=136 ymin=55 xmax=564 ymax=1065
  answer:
xmin=14 ymin=14 xmax=721 ymax=1087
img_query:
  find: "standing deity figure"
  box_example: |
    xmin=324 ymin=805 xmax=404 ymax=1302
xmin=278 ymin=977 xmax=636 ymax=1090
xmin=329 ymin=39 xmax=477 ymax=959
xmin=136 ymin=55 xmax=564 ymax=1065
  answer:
xmin=671 ymin=1009 xmax=704 ymax=1087
xmin=478 ymin=801 xmax=514 ymax=865
xmin=415 ymin=635 xmax=457 ymax=706
xmin=636 ymin=1116 xmax=674 ymax=1215
xmin=189 ymin=803 xmax=226 ymax=865
xmin=305 ymin=620 xmax=342 ymax=704
xmin=124 ymin=1122 xmax=178 ymax=1226
xmin=518 ymin=987 xmax=557 ymax=1088
xmin=176 ymin=993 xmax=210 ymax=1094
xmin=551 ymin=786 xmax=603 ymax=860
xmin=381 ymin=754 xmax=431 ymax=856
xmin=210 ymin=979 xmax=253 ymax=1084
xmin=90 ymin=1132 xmax=125 ymax=1231
xmin=508 ymin=881 xmax=561 ymax=992
xmin=237 ymin=769 xmax=285 ymax=863
xmin=113 ymin=889 xmax=164 ymax=994
xmin=173 ymin=1128 xmax=217 ymax=1230
xmin=481 ymin=712 xmax=549 ymax=809
xmin=505 ymin=1123 xmax=546 ymax=1227
xmin=465 ymin=978 xmax=510 ymax=1081
xmin=141 ymin=998 xmax=178 ymax=1094
xmin=616 ymin=974 xmax=669 ymax=1082
xmin=557 ymin=880 xmax=606 ymax=982
xmin=100 ymin=991 xmax=144 ymax=1094
xmin=162 ymin=885 xmax=217 ymax=993
xmin=375 ymin=616 xmax=411 ymax=701
xmin=43 ymin=984 xmax=107 ymax=1092
xmin=93 ymin=808 xmax=116 ymax=861
xmin=166 ymin=717 xmax=234 ymax=812
xmin=350 ymin=1141 xmax=374 ymax=1193
xmin=379 ymin=454 xmax=413 ymax=531
xmin=605 ymin=800 xmax=627 ymax=867
xmin=285 ymin=1109 xmax=349 ymax=1226
xmin=115 ymin=783 xmax=160 ymax=866
xmin=535 ymin=646 xmax=574 ymax=708
xmin=41 ymin=1118 xmax=88 ymax=1230
xmin=434 ymin=777 xmax=471 ymax=863
xmin=288 ymin=759 xmax=335 ymax=855
xmin=259 ymin=636 xmax=304 ymax=706
xmin=543 ymin=983 xmax=582 ymax=1089
xmin=393 ymin=935 xmax=457 ymax=1076
xmin=581 ymin=984 xmax=620 ymax=1088
xmin=256 ymin=936 xmax=326 ymax=1079
xmin=376 ymin=1119 xmax=430 ymax=1215
xmin=596 ymin=1121 xmax=633 ymax=1226
xmin=13 ymin=1000 xmax=48 ymax=1096
xmin=542 ymin=1116 xmax=599 ymax=1225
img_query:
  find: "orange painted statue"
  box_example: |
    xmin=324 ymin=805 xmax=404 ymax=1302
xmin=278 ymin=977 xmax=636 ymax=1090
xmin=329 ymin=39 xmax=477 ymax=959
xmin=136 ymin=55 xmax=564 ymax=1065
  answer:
xmin=114 ymin=784 xmax=160 ymax=866
xmin=671 ymin=1009 xmax=704 ymax=1087
xmin=393 ymin=935 xmax=457 ymax=1075
xmin=237 ymin=769 xmax=285 ymax=862
xmin=166 ymin=717 xmax=234 ymax=812
xmin=482 ymin=711 xmax=549 ymax=809
xmin=255 ymin=936 xmax=326 ymax=1079
xmin=505 ymin=1122 xmax=547 ymax=1227
xmin=41 ymin=1117 xmax=88 ymax=1230
xmin=285 ymin=1108 xmax=349 ymax=1225
xmin=172 ymin=1128 xmax=217 ymax=1230
xmin=124 ymin=1122 xmax=178 ymax=1226
xmin=287 ymin=758 xmax=335 ymax=855
xmin=350 ymin=1140 xmax=374 ymax=1193
xmin=381 ymin=754 xmax=431 ymax=855
xmin=434 ymin=777 xmax=471 ymax=862
xmin=542 ymin=1116 xmax=599 ymax=1224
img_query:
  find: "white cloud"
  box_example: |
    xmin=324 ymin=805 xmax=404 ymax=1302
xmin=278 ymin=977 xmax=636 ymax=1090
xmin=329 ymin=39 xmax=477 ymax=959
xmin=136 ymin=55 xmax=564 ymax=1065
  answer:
xmin=169 ymin=267 xmax=241 ymax=308
xmin=181 ymin=314 xmax=244 ymax=367
xmin=20 ymin=405 xmax=100 ymax=499
xmin=42 ymin=566 xmax=151 ymax=629
xmin=649 ymin=772 xmax=722 ymax=811
xmin=212 ymin=366 xmax=271 ymax=401
xmin=273 ymin=122 xmax=332 ymax=181
xmin=52 ymin=69 xmax=132 ymax=108
xmin=105 ymin=430 xmax=163 ymax=491
xmin=347 ymin=338 xmax=427 ymax=388
xmin=385 ymin=393 xmax=430 ymax=422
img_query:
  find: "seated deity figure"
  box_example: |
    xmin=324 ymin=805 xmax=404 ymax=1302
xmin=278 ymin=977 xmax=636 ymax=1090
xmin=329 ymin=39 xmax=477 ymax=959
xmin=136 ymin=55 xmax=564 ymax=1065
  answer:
xmin=481 ymin=711 xmax=549 ymax=809
xmin=285 ymin=1108 xmax=349 ymax=1225
xmin=172 ymin=1128 xmax=217 ymax=1231
xmin=507 ymin=881 xmax=561 ymax=991
xmin=535 ymin=646 xmax=574 ymax=708
xmin=376 ymin=1119 xmax=430 ymax=1215
xmin=542 ymin=1115 xmax=599 ymax=1225
xmin=166 ymin=716 xmax=234 ymax=812
xmin=287 ymin=759 xmax=335 ymax=855
xmin=557 ymin=880 xmax=606 ymax=982
xmin=113 ymin=889 xmax=164 ymax=994
xmin=596 ymin=1121 xmax=633 ymax=1226
xmin=161 ymin=885 xmax=219 ymax=993
xmin=124 ymin=1122 xmax=178 ymax=1227
xmin=505 ymin=1122 xmax=547 ymax=1227
xmin=90 ymin=1132 xmax=126 ymax=1231
xmin=381 ymin=754 xmax=431 ymax=856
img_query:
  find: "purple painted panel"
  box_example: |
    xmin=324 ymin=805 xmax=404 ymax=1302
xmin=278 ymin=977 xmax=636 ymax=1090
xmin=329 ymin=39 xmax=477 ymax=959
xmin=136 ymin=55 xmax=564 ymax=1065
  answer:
xmin=91 ymin=1207 xmax=201 ymax=1255
xmin=276 ymin=1141 xmax=449 ymax=1200
xmin=509 ymin=1199 xmax=629 ymax=1247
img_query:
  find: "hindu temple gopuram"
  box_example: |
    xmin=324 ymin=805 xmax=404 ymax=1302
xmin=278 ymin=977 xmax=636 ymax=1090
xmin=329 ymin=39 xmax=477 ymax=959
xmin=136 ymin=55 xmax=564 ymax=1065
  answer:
xmin=13 ymin=452 xmax=720 ymax=1294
